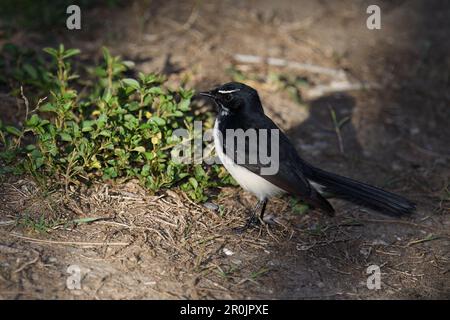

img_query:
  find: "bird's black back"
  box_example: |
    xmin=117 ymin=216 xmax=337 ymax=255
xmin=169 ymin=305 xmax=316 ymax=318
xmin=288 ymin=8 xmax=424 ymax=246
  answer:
xmin=217 ymin=108 xmax=335 ymax=214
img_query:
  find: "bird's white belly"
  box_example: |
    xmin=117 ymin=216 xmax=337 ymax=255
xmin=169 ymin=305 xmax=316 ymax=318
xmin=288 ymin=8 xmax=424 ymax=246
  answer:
xmin=213 ymin=120 xmax=284 ymax=200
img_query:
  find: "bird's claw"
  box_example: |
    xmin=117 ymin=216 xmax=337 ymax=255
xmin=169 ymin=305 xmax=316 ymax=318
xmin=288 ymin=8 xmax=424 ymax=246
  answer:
xmin=233 ymin=214 xmax=278 ymax=233
xmin=233 ymin=215 xmax=260 ymax=234
xmin=261 ymin=214 xmax=277 ymax=225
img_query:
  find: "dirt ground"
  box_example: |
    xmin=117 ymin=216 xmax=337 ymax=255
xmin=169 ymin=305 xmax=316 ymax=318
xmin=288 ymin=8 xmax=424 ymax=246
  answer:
xmin=0 ymin=0 xmax=449 ymax=299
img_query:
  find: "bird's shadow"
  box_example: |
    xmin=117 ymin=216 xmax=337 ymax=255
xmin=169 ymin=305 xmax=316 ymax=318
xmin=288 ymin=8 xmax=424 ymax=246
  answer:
xmin=286 ymin=93 xmax=362 ymax=164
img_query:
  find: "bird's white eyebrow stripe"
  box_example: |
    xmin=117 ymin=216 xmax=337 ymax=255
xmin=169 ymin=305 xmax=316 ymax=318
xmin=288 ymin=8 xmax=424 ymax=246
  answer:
xmin=218 ymin=89 xmax=240 ymax=94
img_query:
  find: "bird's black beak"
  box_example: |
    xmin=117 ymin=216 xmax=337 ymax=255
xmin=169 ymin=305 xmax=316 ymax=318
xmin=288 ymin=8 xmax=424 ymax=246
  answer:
xmin=199 ymin=91 xmax=216 ymax=99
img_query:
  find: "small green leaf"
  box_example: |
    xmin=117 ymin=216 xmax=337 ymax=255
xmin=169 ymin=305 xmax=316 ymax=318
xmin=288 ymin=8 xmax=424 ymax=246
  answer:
xmin=102 ymin=47 xmax=112 ymax=64
xmin=25 ymin=114 xmax=40 ymax=127
xmin=71 ymin=217 xmax=103 ymax=225
xmin=43 ymin=47 xmax=58 ymax=57
xmin=82 ymin=120 xmax=95 ymax=132
xmin=122 ymin=61 xmax=135 ymax=69
xmin=23 ymin=64 xmax=37 ymax=79
xmin=150 ymin=116 xmax=166 ymax=126
xmin=133 ymin=146 xmax=146 ymax=153
xmin=141 ymin=164 xmax=150 ymax=177
xmin=94 ymin=67 xmax=108 ymax=78
xmin=5 ymin=126 xmax=22 ymax=136
xmin=144 ymin=152 xmax=154 ymax=160
xmin=178 ymin=99 xmax=191 ymax=111
xmin=127 ymin=101 xmax=140 ymax=111
xmin=25 ymin=144 xmax=36 ymax=151
xmin=194 ymin=165 xmax=207 ymax=180
xmin=189 ymin=177 xmax=198 ymax=189
xmin=39 ymin=103 xmax=57 ymax=113
xmin=59 ymin=133 xmax=73 ymax=142
xmin=34 ymin=157 xmax=44 ymax=169
xmin=98 ymin=130 xmax=111 ymax=137
xmin=102 ymin=88 xmax=112 ymax=103
xmin=62 ymin=48 xmax=81 ymax=59
xmin=121 ymin=78 xmax=140 ymax=89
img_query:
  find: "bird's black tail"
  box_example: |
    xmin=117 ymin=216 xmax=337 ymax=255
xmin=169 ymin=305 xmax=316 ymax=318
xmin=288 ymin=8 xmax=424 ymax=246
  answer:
xmin=304 ymin=164 xmax=416 ymax=216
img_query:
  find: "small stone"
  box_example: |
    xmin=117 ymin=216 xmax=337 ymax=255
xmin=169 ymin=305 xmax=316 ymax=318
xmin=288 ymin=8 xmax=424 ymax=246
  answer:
xmin=203 ymin=202 xmax=219 ymax=211
xmin=223 ymin=248 xmax=234 ymax=256
xmin=371 ymin=239 xmax=388 ymax=246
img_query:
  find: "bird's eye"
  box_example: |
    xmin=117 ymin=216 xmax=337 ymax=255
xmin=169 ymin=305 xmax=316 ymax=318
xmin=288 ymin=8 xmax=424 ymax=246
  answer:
xmin=225 ymin=94 xmax=232 ymax=102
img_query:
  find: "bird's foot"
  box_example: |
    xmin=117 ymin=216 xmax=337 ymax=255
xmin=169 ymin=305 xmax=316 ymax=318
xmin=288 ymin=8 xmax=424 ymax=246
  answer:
xmin=261 ymin=214 xmax=278 ymax=225
xmin=233 ymin=214 xmax=278 ymax=233
xmin=233 ymin=215 xmax=260 ymax=234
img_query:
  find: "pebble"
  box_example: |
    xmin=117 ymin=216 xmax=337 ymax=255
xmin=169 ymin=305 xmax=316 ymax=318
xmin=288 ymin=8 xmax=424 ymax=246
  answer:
xmin=223 ymin=248 xmax=234 ymax=256
xmin=371 ymin=239 xmax=389 ymax=246
xmin=203 ymin=202 xmax=219 ymax=211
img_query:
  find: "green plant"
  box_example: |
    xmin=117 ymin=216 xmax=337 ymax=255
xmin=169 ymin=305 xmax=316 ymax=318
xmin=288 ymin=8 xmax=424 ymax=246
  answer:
xmin=250 ymin=267 xmax=270 ymax=280
xmin=16 ymin=214 xmax=63 ymax=233
xmin=0 ymin=44 xmax=233 ymax=202
xmin=215 ymin=264 xmax=240 ymax=279
xmin=0 ymin=43 xmax=54 ymax=97
xmin=289 ymin=197 xmax=310 ymax=215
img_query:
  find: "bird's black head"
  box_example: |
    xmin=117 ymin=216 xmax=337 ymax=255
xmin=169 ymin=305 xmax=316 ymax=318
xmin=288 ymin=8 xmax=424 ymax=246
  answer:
xmin=199 ymin=82 xmax=263 ymax=115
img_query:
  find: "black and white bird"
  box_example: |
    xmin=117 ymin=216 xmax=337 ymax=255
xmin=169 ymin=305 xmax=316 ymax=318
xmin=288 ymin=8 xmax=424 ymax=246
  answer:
xmin=200 ymin=82 xmax=415 ymax=230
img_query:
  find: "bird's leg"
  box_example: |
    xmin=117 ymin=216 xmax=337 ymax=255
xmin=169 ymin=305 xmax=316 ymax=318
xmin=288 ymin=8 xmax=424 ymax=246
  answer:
xmin=258 ymin=198 xmax=268 ymax=223
xmin=248 ymin=199 xmax=266 ymax=225
xmin=234 ymin=198 xmax=268 ymax=233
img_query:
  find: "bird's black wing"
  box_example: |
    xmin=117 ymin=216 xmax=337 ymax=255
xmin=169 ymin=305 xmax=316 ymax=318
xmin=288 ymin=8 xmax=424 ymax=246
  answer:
xmin=218 ymin=113 xmax=334 ymax=214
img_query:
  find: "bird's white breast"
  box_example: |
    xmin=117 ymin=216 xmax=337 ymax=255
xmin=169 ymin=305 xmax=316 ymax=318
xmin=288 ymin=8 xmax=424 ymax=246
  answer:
xmin=213 ymin=120 xmax=284 ymax=200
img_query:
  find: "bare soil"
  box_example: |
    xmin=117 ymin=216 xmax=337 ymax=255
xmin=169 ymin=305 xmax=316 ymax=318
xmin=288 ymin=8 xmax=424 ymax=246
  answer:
xmin=0 ymin=0 xmax=449 ymax=299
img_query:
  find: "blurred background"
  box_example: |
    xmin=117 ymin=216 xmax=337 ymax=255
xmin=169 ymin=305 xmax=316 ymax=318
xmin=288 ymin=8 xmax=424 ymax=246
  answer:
xmin=1 ymin=0 xmax=449 ymax=159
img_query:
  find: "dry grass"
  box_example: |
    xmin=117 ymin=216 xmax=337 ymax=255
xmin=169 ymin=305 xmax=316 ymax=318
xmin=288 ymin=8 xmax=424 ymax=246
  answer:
xmin=1 ymin=175 xmax=448 ymax=299
xmin=0 ymin=177 xmax=299 ymax=298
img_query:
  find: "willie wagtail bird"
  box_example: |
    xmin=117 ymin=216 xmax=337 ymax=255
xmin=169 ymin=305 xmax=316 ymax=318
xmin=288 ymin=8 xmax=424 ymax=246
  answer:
xmin=200 ymin=82 xmax=415 ymax=230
